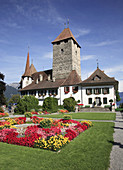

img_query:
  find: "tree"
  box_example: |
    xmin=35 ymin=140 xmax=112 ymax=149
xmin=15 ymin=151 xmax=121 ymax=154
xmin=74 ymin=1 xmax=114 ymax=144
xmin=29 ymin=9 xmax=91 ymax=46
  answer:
xmin=116 ymin=90 xmax=121 ymax=102
xmin=0 ymin=73 xmax=6 ymax=106
xmin=14 ymin=95 xmax=39 ymax=114
xmin=9 ymin=94 xmax=20 ymax=104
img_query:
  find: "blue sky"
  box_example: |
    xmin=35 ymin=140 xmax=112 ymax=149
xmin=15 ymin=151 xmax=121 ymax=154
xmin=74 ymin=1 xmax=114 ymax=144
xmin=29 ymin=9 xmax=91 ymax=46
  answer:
xmin=0 ymin=0 xmax=123 ymax=91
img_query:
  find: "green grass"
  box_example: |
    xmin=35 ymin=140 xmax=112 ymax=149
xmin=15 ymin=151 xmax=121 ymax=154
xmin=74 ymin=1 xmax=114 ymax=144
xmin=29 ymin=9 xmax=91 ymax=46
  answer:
xmin=38 ymin=112 xmax=116 ymax=120
xmin=0 ymin=122 xmax=114 ymax=170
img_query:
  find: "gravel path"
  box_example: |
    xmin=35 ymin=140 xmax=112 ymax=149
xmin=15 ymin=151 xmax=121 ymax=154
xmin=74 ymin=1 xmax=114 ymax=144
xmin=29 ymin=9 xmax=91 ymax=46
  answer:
xmin=109 ymin=112 xmax=123 ymax=170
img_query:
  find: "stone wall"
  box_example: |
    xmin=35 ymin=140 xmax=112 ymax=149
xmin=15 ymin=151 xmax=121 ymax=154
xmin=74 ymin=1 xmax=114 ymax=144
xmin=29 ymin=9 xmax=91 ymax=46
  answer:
xmin=52 ymin=39 xmax=81 ymax=79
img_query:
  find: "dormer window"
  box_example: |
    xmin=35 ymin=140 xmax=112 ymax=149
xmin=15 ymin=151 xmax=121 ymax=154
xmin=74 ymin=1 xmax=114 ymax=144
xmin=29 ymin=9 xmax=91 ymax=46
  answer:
xmin=39 ymin=74 xmax=43 ymax=81
xmin=93 ymin=75 xmax=101 ymax=81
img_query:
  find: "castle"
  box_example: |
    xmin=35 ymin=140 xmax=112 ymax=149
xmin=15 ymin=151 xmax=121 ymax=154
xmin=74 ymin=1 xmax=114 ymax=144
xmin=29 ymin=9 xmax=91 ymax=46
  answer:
xmin=19 ymin=27 xmax=118 ymax=107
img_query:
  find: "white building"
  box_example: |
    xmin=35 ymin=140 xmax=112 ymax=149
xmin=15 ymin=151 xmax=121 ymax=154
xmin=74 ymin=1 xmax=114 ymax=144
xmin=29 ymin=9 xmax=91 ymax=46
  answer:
xmin=19 ymin=27 xmax=118 ymax=108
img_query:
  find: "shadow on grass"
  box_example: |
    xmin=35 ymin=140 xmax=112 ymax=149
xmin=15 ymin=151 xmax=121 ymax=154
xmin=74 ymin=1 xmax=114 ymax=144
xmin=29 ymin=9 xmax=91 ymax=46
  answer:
xmin=108 ymin=140 xmax=123 ymax=149
xmin=113 ymin=126 xmax=123 ymax=130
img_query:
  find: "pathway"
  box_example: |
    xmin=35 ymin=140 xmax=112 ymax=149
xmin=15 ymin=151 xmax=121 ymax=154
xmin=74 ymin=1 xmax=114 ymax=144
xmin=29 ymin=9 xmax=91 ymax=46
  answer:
xmin=109 ymin=112 xmax=123 ymax=170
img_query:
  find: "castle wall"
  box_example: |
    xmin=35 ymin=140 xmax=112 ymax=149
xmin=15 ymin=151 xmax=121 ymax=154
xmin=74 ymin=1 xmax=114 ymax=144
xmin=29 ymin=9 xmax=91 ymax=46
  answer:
xmin=53 ymin=39 xmax=81 ymax=79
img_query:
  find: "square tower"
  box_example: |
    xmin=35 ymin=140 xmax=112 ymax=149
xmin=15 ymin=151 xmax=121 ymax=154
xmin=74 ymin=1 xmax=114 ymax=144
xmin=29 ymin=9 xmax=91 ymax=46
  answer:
xmin=52 ymin=28 xmax=81 ymax=79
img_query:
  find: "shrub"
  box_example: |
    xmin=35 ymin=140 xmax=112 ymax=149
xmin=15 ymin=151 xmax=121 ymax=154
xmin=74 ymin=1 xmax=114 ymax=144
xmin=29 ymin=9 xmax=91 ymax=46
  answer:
xmin=0 ymin=107 xmax=4 ymax=113
xmin=63 ymin=97 xmax=76 ymax=112
xmin=24 ymin=112 xmax=32 ymax=118
xmin=115 ymin=108 xmax=123 ymax=111
xmin=14 ymin=95 xmax=39 ymax=114
xmin=119 ymin=103 xmax=123 ymax=108
xmin=42 ymin=97 xmax=58 ymax=113
xmin=109 ymin=99 xmax=113 ymax=102
xmin=85 ymin=105 xmax=90 ymax=108
xmin=63 ymin=115 xmax=72 ymax=120
xmin=104 ymin=105 xmax=110 ymax=108
xmin=39 ymin=118 xmax=53 ymax=128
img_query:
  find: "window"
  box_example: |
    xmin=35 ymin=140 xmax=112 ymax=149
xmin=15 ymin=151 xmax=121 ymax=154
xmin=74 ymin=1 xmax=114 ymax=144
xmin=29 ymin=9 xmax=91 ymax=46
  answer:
xmin=72 ymin=86 xmax=78 ymax=93
xmin=94 ymin=88 xmax=101 ymax=94
xmin=102 ymin=88 xmax=109 ymax=94
xmin=64 ymin=39 xmax=68 ymax=43
xmin=64 ymin=87 xmax=69 ymax=94
xmin=103 ymin=97 xmax=107 ymax=104
xmin=61 ymin=49 xmax=64 ymax=53
xmin=88 ymin=98 xmax=92 ymax=104
xmin=29 ymin=91 xmax=36 ymax=96
xmin=86 ymin=89 xmax=92 ymax=95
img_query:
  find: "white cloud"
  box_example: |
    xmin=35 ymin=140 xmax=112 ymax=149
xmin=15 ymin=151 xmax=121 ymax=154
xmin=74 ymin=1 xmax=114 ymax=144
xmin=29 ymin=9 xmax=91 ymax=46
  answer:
xmin=42 ymin=52 xmax=52 ymax=59
xmin=81 ymin=55 xmax=95 ymax=61
xmin=104 ymin=65 xmax=123 ymax=74
xmin=90 ymin=40 xmax=121 ymax=47
xmin=74 ymin=29 xmax=90 ymax=38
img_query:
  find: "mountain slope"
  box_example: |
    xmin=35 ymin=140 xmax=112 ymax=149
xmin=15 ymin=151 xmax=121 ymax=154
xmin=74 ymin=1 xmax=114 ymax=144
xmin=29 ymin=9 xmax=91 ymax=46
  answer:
xmin=4 ymin=85 xmax=19 ymax=100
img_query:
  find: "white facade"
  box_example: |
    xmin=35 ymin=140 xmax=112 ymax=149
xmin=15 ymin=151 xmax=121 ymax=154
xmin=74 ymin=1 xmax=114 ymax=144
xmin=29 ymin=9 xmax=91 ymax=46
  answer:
xmin=22 ymin=77 xmax=32 ymax=88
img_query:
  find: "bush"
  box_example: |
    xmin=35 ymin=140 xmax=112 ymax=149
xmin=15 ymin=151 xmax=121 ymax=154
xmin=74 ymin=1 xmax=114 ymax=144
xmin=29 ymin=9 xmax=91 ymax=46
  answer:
xmin=0 ymin=107 xmax=4 ymax=113
xmin=39 ymin=118 xmax=53 ymax=128
xmin=63 ymin=97 xmax=76 ymax=112
xmin=24 ymin=112 xmax=32 ymax=117
xmin=85 ymin=105 xmax=90 ymax=108
xmin=14 ymin=95 xmax=39 ymax=114
xmin=42 ymin=97 xmax=58 ymax=113
xmin=63 ymin=115 xmax=72 ymax=120
xmin=115 ymin=108 xmax=123 ymax=112
xmin=104 ymin=105 xmax=110 ymax=108
xmin=119 ymin=103 xmax=123 ymax=108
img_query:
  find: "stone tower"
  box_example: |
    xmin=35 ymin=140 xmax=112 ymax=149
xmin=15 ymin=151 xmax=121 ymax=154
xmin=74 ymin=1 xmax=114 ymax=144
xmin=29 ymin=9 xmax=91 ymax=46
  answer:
xmin=52 ymin=28 xmax=81 ymax=79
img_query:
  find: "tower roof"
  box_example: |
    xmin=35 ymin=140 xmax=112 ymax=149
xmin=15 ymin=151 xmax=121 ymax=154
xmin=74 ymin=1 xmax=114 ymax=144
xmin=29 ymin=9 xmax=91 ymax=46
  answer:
xmin=23 ymin=52 xmax=31 ymax=77
xmin=30 ymin=64 xmax=37 ymax=75
xmin=52 ymin=28 xmax=81 ymax=48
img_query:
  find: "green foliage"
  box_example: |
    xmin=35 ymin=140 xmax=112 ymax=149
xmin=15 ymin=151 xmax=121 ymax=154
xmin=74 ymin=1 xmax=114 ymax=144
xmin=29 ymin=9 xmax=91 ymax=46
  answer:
xmin=39 ymin=118 xmax=52 ymax=128
xmin=115 ymin=108 xmax=123 ymax=111
xmin=14 ymin=95 xmax=39 ymax=114
xmin=58 ymin=105 xmax=64 ymax=109
xmin=63 ymin=115 xmax=72 ymax=120
xmin=42 ymin=97 xmax=58 ymax=113
xmin=119 ymin=103 xmax=123 ymax=108
xmin=116 ymin=90 xmax=121 ymax=102
xmin=0 ymin=107 xmax=4 ymax=113
xmin=104 ymin=105 xmax=110 ymax=108
xmin=109 ymin=99 xmax=113 ymax=102
xmin=9 ymin=94 xmax=20 ymax=104
xmin=77 ymin=100 xmax=80 ymax=103
xmin=85 ymin=105 xmax=90 ymax=108
xmin=24 ymin=112 xmax=32 ymax=117
xmin=63 ymin=97 xmax=76 ymax=112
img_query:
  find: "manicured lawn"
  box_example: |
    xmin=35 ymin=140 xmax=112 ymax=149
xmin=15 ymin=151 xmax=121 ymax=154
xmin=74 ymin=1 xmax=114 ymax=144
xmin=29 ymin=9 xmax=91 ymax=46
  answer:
xmin=38 ymin=112 xmax=116 ymax=120
xmin=0 ymin=122 xmax=114 ymax=170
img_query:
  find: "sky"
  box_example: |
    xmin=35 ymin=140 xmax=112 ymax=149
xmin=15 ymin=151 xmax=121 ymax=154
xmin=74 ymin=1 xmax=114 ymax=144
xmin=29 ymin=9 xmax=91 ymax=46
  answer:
xmin=0 ymin=0 xmax=123 ymax=91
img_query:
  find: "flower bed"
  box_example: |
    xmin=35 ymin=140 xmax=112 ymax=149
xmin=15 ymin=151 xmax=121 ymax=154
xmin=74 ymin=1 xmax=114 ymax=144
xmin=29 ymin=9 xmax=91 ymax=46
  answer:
xmin=0 ymin=113 xmax=9 ymax=118
xmin=0 ymin=118 xmax=93 ymax=152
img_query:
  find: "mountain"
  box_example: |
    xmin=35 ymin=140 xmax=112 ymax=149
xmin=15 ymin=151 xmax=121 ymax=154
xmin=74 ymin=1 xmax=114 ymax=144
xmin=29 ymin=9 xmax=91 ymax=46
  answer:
xmin=117 ymin=92 xmax=123 ymax=106
xmin=4 ymin=85 xmax=19 ymax=100
xmin=9 ymin=83 xmax=19 ymax=89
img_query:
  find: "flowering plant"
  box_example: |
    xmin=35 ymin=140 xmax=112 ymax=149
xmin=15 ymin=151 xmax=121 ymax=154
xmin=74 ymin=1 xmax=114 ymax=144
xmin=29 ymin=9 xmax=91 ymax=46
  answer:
xmin=24 ymin=112 xmax=32 ymax=117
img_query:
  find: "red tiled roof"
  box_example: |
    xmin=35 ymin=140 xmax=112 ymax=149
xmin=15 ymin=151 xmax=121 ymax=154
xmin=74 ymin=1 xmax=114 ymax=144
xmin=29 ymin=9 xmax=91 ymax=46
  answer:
xmin=52 ymin=28 xmax=81 ymax=48
xmin=81 ymin=67 xmax=118 ymax=86
xmin=62 ymin=70 xmax=82 ymax=86
xmin=30 ymin=64 xmax=37 ymax=75
xmin=19 ymin=70 xmax=82 ymax=91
